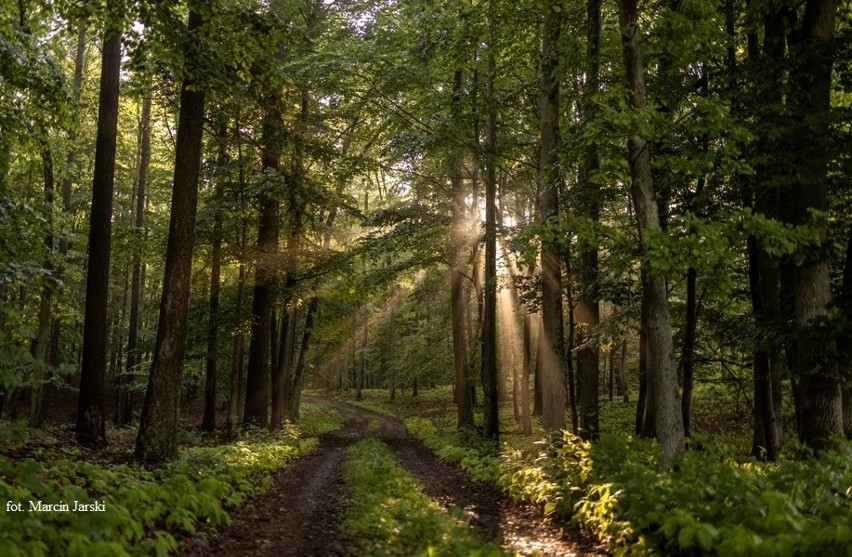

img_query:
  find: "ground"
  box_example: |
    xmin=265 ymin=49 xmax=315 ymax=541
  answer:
xmin=180 ymin=401 xmax=600 ymax=556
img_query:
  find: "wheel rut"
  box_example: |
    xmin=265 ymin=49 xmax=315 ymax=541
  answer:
xmin=181 ymin=401 xmax=597 ymax=556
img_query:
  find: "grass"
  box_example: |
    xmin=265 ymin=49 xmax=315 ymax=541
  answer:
xmin=342 ymin=436 xmax=505 ymax=557
xmin=331 ymin=385 xmax=852 ymax=556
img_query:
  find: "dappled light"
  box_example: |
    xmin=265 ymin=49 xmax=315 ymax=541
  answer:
xmin=1 ymin=0 xmax=850 ymax=553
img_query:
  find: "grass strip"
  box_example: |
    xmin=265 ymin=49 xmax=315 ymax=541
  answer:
xmin=342 ymin=437 xmax=506 ymax=557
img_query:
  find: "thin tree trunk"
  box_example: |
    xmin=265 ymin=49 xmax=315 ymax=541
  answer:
xmin=618 ymin=339 xmax=629 ymax=402
xmin=77 ymin=25 xmax=122 ymax=447
xmin=680 ymin=267 xmax=697 ymax=437
xmin=521 ymin=270 xmax=533 ymax=434
xmin=538 ymin=0 xmax=567 ymax=432
xmin=451 ymin=69 xmax=475 ymax=430
xmin=227 ymin=198 xmax=248 ymax=435
xmin=618 ymin=0 xmax=684 ymax=467
xmin=202 ymin=124 xmax=227 ymax=433
xmin=135 ymin=9 xmax=206 ymax=461
xmin=839 ymin=236 xmax=852 ymax=439
xmin=564 ymin=250 xmax=579 ymax=435
xmin=576 ymin=0 xmax=602 ymax=442
xmin=243 ymin=113 xmax=281 ymax=427
xmin=481 ymin=2 xmax=499 ymax=441
xmin=29 ymin=148 xmax=55 ymax=427
xmin=121 ymin=94 xmax=151 ymax=427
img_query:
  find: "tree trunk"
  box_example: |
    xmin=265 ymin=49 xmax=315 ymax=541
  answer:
xmin=202 ymin=124 xmax=227 ymax=433
xmin=521 ymin=272 xmax=533 ymax=435
xmin=538 ymin=0 xmax=567 ymax=432
xmin=618 ymin=0 xmax=684 ymax=466
xmin=838 ymin=236 xmax=852 ymax=438
xmin=135 ymin=10 xmax=206 ymax=461
xmin=618 ymin=339 xmax=629 ymax=402
xmin=481 ymin=7 xmax=499 ymax=441
xmin=227 ymin=196 xmax=248 ymax=435
xmin=574 ymin=0 xmax=602 ymax=442
xmin=121 ymin=94 xmax=151 ymax=427
xmin=77 ymin=25 xmax=122 ymax=448
xmin=451 ymin=69 xmax=475 ymax=430
xmin=29 ymin=148 xmax=55 ymax=427
xmin=787 ymin=0 xmax=842 ymax=451
xmin=243 ymin=113 xmax=282 ymax=427
xmin=679 ymin=267 xmax=697 ymax=437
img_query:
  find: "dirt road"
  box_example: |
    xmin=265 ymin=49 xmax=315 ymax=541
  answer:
xmin=181 ymin=402 xmax=595 ymax=556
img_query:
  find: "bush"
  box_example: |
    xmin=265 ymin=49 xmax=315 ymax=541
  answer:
xmin=0 ymin=402 xmax=343 ymax=556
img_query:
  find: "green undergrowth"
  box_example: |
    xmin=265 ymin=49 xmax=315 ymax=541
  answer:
xmin=340 ymin=389 xmax=852 ymax=556
xmin=342 ymin=437 xmax=505 ymax=557
xmin=0 ymin=402 xmax=343 ymax=556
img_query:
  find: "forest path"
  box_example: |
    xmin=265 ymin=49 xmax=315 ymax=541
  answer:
xmin=181 ymin=401 xmax=596 ymax=556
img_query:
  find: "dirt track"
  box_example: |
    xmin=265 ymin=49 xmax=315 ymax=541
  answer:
xmin=181 ymin=402 xmax=597 ymax=556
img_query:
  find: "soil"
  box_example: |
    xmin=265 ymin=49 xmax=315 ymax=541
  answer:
xmin=181 ymin=401 xmax=602 ymax=556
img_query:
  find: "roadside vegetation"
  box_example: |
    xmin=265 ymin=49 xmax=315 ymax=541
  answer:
xmin=340 ymin=387 xmax=852 ymax=556
xmin=342 ymin=435 xmax=504 ymax=557
xmin=0 ymin=402 xmax=343 ymax=556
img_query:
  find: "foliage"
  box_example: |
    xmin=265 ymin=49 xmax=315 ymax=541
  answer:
xmin=0 ymin=402 xmax=342 ymax=556
xmin=354 ymin=391 xmax=852 ymax=556
xmin=342 ymin=437 xmax=504 ymax=557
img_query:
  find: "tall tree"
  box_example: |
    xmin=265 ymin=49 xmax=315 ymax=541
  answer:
xmin=450 ymin=69 xmax=475 ymax=430
xmin=787 ymin=0 xmax=842 ymax=451
xmin=202 ymin=121 xmax=228 ymax=432
xmin=481 ymin=0 xmax=499 ymax=441
xmin=576 ymin=0 xmax=602 ymax=441
xmin=135 ymin=7 xmax=207 ymax=461
xmin=618 ymin=0 xmax=684 ymax=467
xmin=29 ymin=147 xmax=55 ymax=427
xmin=537 ymin=0 xmax=567 ymax=432
xmin=120 ymin=94 xmax=152 ymax=427
xmin=76 ymin=22 xmax=122 ymax=447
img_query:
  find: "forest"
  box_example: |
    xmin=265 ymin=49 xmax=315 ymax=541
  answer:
xmin=1 ymin=0 xmax=851 ymax=554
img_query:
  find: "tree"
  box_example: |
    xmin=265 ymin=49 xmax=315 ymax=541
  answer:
xmin=481 ymin=0 xmax=499 ymax=441
xmin=77 ymin=22 xmax=122 ymax=447
xmin=786 ymin=0 xmax=843 ymax=452
xmin=136 ymin=7 xmax=207 ymax=461
xmin=537 ymin=0 xmax=567 ymax=432
xmin=617 ymin=0 xmax=684 ymax=467
xmin=575 ymin=0 xmax=602 ymax=441
xmin=120 ymin=93 xmax=151 ymax=427
xmin=450 ymin=69 xmax=475 ymax=431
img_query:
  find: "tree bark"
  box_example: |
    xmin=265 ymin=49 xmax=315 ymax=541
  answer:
xmin=481 ymin=4 xmax=499 ymax=441
xmin=451 ymin=69 xmax=475 ymax=430
xmin=243 ymin=114 xmax=281 ymax=427
xmin=135 ymin=9 xmax=207 ymax=461
xmin=618 ymin=0 xmax=684 ymax=467
xmin=839 ymin=236 xmax=852 ymax=439
xmin=121 ymin=94 xmax=151 ymax=427
xmin=77 ymin=25 xmax=122 ymax=447
xmin=788 ymin=0 xmax=842 ymax=451
xmin=679 ymin=267 xmax=697 ymax=438
xmin=576 ymin=0 xmax=602 ymax=441
xmin=29 ymin=148 xmax=55 ymax=427
xmin=202 ymin=123 xmax=228 ymax=433
xmin=538 ymin=0 xmax=567 ymax=432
